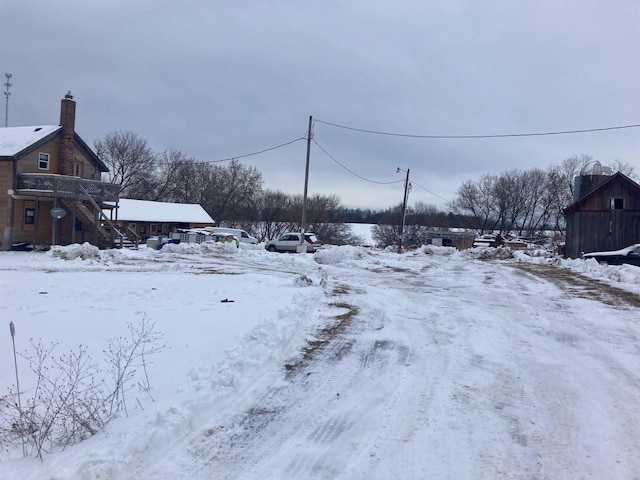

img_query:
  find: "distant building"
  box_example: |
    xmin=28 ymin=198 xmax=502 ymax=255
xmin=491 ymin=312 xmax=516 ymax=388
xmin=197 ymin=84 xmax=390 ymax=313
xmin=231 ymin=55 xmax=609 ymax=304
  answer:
xmin=0 ymin=93 xmax=118 ymax=250
xmin=564 ymin=168 xmax=640 ymax=258
xmin=103 ymin=198 xmax=214 ymax=241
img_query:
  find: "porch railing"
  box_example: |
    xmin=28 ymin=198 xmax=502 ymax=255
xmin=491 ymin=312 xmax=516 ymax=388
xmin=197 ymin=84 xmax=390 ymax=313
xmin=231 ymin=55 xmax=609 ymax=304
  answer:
xmin=17 ymin=173 xmax=120 ymax=202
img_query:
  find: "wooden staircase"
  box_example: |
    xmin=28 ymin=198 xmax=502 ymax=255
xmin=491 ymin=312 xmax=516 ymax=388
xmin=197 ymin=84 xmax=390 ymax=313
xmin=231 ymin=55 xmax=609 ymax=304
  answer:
xmin=61 ymin=186 xmax=139 ymax=249
xmin=60 ymin=197 xmax=113 ymax=248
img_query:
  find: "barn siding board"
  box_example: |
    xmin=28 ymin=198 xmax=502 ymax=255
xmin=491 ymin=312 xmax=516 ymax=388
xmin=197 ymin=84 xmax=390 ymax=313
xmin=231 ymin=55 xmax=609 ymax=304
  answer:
xmin=564 ymin=173 xmax=640 ymax=259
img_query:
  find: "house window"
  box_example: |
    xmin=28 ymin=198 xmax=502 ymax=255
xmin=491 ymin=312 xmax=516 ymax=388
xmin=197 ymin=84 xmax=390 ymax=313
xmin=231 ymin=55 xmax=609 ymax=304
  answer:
xmin=610 ymin=198 xmax=624 ymax=210
xmin=25 ymin=208 xmax=35 ymax=224
xmin=38 ymin=152 xmax=50 ymax=170
xmin=73 ymin=163 xmax=82 ymax=177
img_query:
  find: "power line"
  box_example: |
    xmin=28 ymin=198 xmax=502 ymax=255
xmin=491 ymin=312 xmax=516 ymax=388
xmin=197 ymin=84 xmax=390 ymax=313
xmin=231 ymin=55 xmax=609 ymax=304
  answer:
xmin=313 ymin=137 xmax=450 ymax=203
xmin=312 ymin=138 xmax=404 ymax=185
xmin=201 ymin=135 xmax=306 ymax=163
xmin=411 ymin=179 xmax=451 ymax=204
xmin=314 ymin=118 xmax=640 ymax=139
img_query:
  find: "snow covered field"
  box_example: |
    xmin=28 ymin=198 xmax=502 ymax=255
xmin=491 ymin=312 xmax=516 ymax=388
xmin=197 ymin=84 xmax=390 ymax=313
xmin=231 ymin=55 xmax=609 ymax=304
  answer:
xmin=1 ymin=242 xmax=639 ymax=479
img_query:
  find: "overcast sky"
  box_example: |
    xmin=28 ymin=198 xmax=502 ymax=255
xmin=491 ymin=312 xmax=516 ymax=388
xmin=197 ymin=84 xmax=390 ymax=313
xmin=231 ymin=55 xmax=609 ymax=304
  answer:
xmin=1 ymin=0 xmax=638 ymax=210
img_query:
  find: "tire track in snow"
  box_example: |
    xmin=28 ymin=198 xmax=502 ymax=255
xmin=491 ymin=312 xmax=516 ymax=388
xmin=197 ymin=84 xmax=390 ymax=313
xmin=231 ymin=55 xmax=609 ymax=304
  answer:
xmin=133 ymin=251 xmax=640 ymax=479
xmin=512 ymin=262 xmax=640 ymax=308
xmin=474 ymin=260 xmax=640 ymax=478
xmin=357 ymin=256 xmax=640 ymax=478
xmin=140 ymin=272 xmax=369 ymax=479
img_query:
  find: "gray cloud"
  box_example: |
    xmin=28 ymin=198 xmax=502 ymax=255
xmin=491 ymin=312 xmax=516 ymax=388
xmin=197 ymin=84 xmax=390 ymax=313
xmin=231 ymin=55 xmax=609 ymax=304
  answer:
xmin=1 ymin=0 xmax=638 ymax=210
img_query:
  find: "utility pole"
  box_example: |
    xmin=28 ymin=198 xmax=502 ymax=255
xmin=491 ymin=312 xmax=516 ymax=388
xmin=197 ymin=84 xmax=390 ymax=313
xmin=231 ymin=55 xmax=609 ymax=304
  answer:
xmin=397 ymin=167 xmax=410 ymax=254
xmin=300 ymin=115 xmax=312 ymax=252
xmin=4 ymin=73 xmax=12 ymax=127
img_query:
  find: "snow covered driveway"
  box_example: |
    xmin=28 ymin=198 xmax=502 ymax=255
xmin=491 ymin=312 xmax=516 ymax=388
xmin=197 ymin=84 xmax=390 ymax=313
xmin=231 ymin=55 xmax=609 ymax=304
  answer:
xmin=311 ymin=253 xmax=639 ymax=479
xmin=1 ymin=245 xmax=639 ymax=479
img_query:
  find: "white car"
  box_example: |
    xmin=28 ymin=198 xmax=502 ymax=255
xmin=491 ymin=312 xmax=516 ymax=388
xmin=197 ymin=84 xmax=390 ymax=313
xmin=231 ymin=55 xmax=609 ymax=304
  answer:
xmin=265 ymin=233 xmax=321 ymax=253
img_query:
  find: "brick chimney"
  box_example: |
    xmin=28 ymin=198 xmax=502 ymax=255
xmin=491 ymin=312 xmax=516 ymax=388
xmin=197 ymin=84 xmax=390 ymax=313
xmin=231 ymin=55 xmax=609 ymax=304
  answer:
xmin=58 ymin=91 xmax=76 ymax=175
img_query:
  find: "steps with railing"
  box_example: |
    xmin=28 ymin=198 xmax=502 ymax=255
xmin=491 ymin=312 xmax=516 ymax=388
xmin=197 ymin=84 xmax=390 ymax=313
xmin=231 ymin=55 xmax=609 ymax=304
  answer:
xmin=60 ymin=198 xmax=112 ymax=247
xmin=60 ymin=187 xmax=139 ymax=249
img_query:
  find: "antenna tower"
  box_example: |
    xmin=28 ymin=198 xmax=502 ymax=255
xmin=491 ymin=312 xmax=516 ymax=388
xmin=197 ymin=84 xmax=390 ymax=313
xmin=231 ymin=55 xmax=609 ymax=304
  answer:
xmin=4 ymin=73 xmax=12 ymax=127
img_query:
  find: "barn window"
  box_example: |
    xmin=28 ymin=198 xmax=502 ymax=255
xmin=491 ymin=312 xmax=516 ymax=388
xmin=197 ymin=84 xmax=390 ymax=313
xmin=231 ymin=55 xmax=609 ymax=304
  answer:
xmin=610 ymin=198 xmax=624 ymax=210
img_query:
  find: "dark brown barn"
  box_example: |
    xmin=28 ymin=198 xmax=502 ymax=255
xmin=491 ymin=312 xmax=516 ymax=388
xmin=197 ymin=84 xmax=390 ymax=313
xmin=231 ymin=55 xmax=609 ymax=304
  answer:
xmin=564 ymin=172 xmax=640 ymax=259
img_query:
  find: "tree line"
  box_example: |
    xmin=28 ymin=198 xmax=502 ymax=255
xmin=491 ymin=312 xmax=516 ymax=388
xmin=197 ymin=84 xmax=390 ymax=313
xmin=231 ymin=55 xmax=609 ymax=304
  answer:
xmin=95 ymin=131 xmax=360 ymax=243
xmin=96 ymin=131 xmax=635 ymax=245
xmin=449 ymin=155 xmax=635 ymax=237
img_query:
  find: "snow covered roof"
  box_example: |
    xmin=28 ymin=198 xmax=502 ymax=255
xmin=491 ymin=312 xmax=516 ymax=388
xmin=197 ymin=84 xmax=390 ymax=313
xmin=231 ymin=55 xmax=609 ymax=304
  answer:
xmin=0 ymin=125 xmax=61 ymax=157
xmin=104 ymin=199 xmax=214 ymax=224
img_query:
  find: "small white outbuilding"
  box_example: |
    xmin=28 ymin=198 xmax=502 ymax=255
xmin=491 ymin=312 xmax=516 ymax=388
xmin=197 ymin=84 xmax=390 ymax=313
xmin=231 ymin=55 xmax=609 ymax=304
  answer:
xmin=103 ymin=199 xmax=214 ymax=240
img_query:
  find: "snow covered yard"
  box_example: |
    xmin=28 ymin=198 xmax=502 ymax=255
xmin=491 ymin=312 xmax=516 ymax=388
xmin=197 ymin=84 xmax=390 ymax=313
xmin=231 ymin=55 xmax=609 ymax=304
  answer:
xmin=1 ymin=243 xmax=639 ymax=479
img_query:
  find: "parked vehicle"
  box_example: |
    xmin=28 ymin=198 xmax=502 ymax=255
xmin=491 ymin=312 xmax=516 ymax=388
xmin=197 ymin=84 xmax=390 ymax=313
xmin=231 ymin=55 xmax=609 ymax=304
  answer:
xmin=171 ymin=229 xmax=239 ymax=247
xmin=265 ymin=233 xmax=321 ymax=253
xmin=212 ymin=233 xmax=240 ymax=247
xmin=204 ymin=227 xmax=257 ymax=244
xmin=582 ymin=244 xmax=640 ymax=266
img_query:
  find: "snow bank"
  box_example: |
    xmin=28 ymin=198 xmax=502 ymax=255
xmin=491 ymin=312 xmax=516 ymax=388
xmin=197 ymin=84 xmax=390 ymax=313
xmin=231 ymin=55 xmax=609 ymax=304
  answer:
xmin=50 ymin=242 xmax=102 ymax=261
xmin=512 ymin=249 xmax=640 ymax=294
xmin=417 ymin=245 xmax=458 ymax=256
xmin=463 ymin=246 xmax=515 ymax=260
xmin=314 ymin=245 xmax=369 ymax=265
xmin=159 ymin=241 xmax=240 ymax=255
xmin=1 ymin=241 xmax=640 ymax=479
xmin=562 ymin=257 xmax=640 ymax=294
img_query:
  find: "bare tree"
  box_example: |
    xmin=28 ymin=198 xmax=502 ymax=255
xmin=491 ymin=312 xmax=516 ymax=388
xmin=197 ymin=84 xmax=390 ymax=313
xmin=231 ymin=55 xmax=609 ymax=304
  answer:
xmin=203 ymin=160 xmax=263 ymax=224
xmin=95 ymin=131 xmax=157 ymax=199
xmin=516 ymin=169 xmax=547 ymax=235
xmin=149 ymin=149 xmax=194 ymax=202
xmin=611 ymin=159 xmax=637 ymax=179
xmin=450 ymin=176 xmax=500 ymax=234
xmin=561 ymin=154 xmax=593 ymax=200
xmin=372 ymin=204 xmax=403 ymax=248
xmin=493 ymin=170 xmax=523 ymax=233
xmin=448 ymin=155 xmax=634 ymax=239
xmin=371 ymin=203 xmax=438 ymax=249
xmin=302 ymin=194 xmax=356 ymax=244
xmin=169 ymin=161 xmax=214 ymax=205
xmin=253 ymin=189 xmax=296 ymax=241
xmin=411 ymin=201 xmax=448 ymax=228
xmin=539 ymin=165 xmax=567 ymax=233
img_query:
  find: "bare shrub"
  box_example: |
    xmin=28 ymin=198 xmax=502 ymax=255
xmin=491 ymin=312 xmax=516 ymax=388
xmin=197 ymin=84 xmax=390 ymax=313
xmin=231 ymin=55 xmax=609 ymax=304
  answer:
xmin=0 ymin=315 xmax=166 ymax=460
xmin=104 ymin=316 xmax=167 ymax=416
